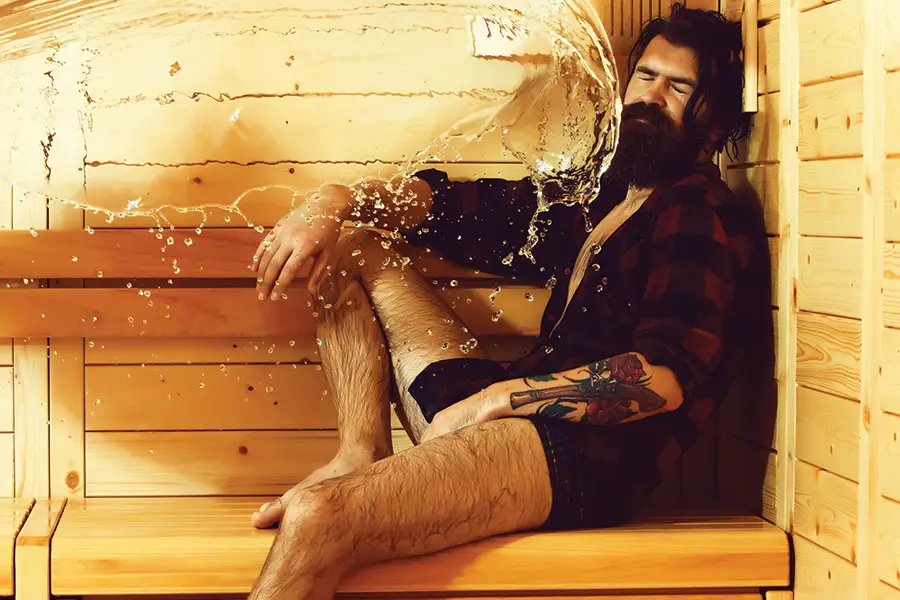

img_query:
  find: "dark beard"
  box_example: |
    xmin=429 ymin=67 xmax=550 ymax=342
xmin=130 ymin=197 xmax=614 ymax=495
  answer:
xmin=602 ymin=102 xmax=701 ymax=189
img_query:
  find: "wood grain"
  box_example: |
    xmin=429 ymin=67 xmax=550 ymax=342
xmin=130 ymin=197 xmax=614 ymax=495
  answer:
xmin=0 ymin=368 xmax=11 ymax=433
xmin=14 ymin=499 xmax=66 ymax=600
xmin=798 ymin=158 xmax=863 ymax=238
xmin=758 ymin=0 xmax=780 ymax=21
xmin=798 ymin=76 xmax=864 ymax=160
xmin=882 ymin=244 xmax=900 ymax=328
xmin=758 ymin=21 xmax=780 ymax=95
xmin=738 ymin=91 xmax=780 ymax=164
xmin=0 ymin=434 xmax=14 ymax=497
xmin=50 ymin=497 xmax=790 ymax=596
xmin=879 ymin=412 xmax=900 ymax=503
xmin=797 ymin=236 xmax=861 ymax=319
xmin=793 ymin=459 xmax=859 ymax=564
xmin=83 ymin=162 xmax=528 ymax=229
xmin=883 ymin=327 xmax=900 ymax=415
xmin=885 ymin=159 xmax=900 ymax=242
xmin=877 ymin=496 xmax=900 ymax=591
xmin=793 ymin=534 xmax=858 ymax=600
xmin=795 ymin=386 xmax=860 ymax=482
xmin=796 ymin=311 xmax=861 ymax=400
xmin=888 ymin=0 xmax=900 ymax=72
xmin=884 ymin=72 xmax=900 ymax=156
xmin=717 ymin=435 xmax=778 ymax=524
xmin=798 ymin=0 xmax=863 ymax=85
xmin=49 ymin=340 xmax=85 ymax=497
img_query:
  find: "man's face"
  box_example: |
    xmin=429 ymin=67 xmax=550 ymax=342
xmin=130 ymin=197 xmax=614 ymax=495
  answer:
xmin=604 ymin=36 xmax=704 ymax=189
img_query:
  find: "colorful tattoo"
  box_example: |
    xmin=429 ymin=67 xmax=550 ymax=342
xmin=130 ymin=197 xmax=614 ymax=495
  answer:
xmin=510 ymin=353 xmax=668 ymax=425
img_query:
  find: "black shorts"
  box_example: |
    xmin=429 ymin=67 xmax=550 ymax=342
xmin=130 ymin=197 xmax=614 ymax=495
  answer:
xmin=408 ymin=357 xmax=646 ymax=531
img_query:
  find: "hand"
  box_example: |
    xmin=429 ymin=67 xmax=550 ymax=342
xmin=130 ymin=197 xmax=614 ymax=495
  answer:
xmin=420 ymin=383 xmax=508 ymax=444
xmin=252 ymin=185 xmax=353 ymax=300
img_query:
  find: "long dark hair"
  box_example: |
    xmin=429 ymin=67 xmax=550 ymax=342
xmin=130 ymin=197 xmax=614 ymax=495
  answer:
xmin=626 ymin=3 xmax=751 ymax=160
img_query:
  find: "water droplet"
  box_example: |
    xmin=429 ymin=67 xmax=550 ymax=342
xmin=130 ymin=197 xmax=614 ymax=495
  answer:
xmin=525 ymin=292 xmax=534 ymax=302
xmin=449 ymin=279 xmax=458 ymax=287
xmin=166 ymin=236 xmax=175 ymax=245
xmin=592 ymin=244 xmax=602 ymax=255
xmin=71 ymin=256 xmax=78 ymax=262
xmin=199 ymin=383 xmax=205 ymax=389
xmin=596 ymin=285 xmax=604 ymax=292
xmin=316 ymin=338 xmax=323 ymax=346
xmin=126 ymin=282 xmax=133 ymax=288
xmin=351 ymin=249 xmax=362 ymax=257
xmin=148 ymin=450 xmax=154 ymax=455
xmin=29 ymin=228 xmax=37 ymax=237
xmin=592 ymin=263 xmax=600 ymax=271
xmin=184 ymin=238 xmax=193 ymax=246
xmin=97 ymin=271 xmax=104 ymax=278
xmin=94 ymin=399 xmax=101 ymax=406
xmin=265 ymin=386 xmax=274 ymax=393
xmin=127 ymin=316 xmax=135 ymax=324
xmin=544 ymin=345 xmax=554 ymax=354
xmin=491 ymin=310 xmax=503 ymax=322
xmin=289 ymin=340 xmax=296 ymax=347
xmin=426 ymin=329 xmax=433 ymax=335
xmin=88 ymin=341 xmax=95 ymax=348
xmin=441 ymin=342 xmax=449 ymax=350
xmin=501 ymin=253 xmax=514 ymax=266
xmin=601 ymin=277 xmax=608 ymax=285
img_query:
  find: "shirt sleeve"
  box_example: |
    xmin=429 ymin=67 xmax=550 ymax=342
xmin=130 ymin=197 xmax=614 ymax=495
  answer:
xmin=403 ymin=168 xmax=569 ymax=284
xmin=632 ymin=185 xmax=736 ymax=405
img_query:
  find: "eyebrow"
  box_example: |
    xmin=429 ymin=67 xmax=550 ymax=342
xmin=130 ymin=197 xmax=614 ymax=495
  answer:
xmin=635 ymin=65 xmax=697 ymax=88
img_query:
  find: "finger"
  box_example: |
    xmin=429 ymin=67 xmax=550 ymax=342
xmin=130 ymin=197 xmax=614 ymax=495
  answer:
xmin=252 ymin=230 xmax=277 ymax=273
xmin=255 ymin=238 xmax=282 ymax=297
xmin=251 ymin=497 xmax=286 ymax=529
xmin=270 ymin=251 xmax=306 ymax=300
xmin=307 ymin=246 xmax=335 ymax=295
xmin=260 ymin=245 xmax=293 ymax=300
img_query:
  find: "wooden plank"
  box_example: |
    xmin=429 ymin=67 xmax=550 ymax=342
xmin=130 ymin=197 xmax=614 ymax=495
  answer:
xmin=679 ymin=423 xmax=717 ymax=508
xmin=876 ymin=581 xmax=900 ymax=600
xmin=758 ymin=21 xmax=781 ymax=95
xmin=758 ymin=0 xmax=780 ymax=21
xmin=82 ymin=162 xmax=528 ymax=229
xmin=0 ymin=229 xmax=509 ymax=280
xmin=883 ymin=244 xmax=900 ymax=328
xmin=888 ymin=0 xmax=900 ymax=72
xmin=879 ymin=412 xmax=900 ymax=503
xmin=738 ymin=91 xmax=780 ymax=164
xmin=883 ymin=72 xmax=900 ymax=156
xmin=798 ymin=76 xmax=864 ymax=160
xmin=877 ymin=496 xmax=900 ymax=591
xmin=796 ymin=386 xmax=860 ymax=482
xmin=49 ymin=340 xmax=85 ymax=497
xmin=796 ymin=311 xmax=861 ymax=400
xmin=14 ymin=336 xmax=50 ymax=499
xmin=884 ymin=327 xmax=900 ymax=415
xmin=719 ymin=372 xmax=779 ymax=450
xmin=0 ymin=434 xmax=14 ymax=497
xmin=793 ymin=459 xmax=859 ymax=563
xmin=88 ymin=96 xmax=508 ymax=166
xmin=51 ymin=497 xmax=790 ymax=596
xmin=797 ymin=237 xmax=861 ymax=319
xmin=0 ymin=367 xmax=11 ymax=432
xmin=725 ymin=164 xmax=779 ymax=235
xmin=0 ymin=286 xmax=547 ymax=338
xmin=798 ymin=0 xmax=863 ymax=85
xmin=85 ymin=364 xmax=336 ymax=431
xmin=793 ymin=534 xmax=858 ymax=600
xmin=742 ymin=0 xmax=759 ymax=112
xmin=0 ymin=498 xmax=33 ymax=596
xmin=798 ymin=158 xmax=863 ymax=238
xmin=886 ymin=159 xmax=900 ymax=242
xmin=85 ymin=430 xmax=340 ymax=496
xmin=797 ymin=0 xmax=842 ymax=12
xmin=14 ymin=499 xmax=66 ymax=600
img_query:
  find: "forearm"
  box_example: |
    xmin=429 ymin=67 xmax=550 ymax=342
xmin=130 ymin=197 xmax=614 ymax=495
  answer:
xmin=491 ymin=353 xmax=684 ymax=425
xmin=316 ymin=176 xmax=433 ymax=232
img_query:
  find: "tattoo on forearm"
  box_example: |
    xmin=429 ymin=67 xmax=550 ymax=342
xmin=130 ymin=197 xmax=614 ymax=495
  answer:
xmin=511 ymin=353 xmax=668 ymax=425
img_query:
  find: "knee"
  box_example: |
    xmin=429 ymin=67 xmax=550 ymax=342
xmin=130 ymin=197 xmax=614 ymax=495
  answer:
xmin=281 ymin=485 xmax=345 ymax=542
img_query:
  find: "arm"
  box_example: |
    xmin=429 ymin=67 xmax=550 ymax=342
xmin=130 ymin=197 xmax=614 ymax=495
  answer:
xmin=490 ymin=352 xmax=683 ymax=425
xmin=315 ymin=175 xmax=434 ymax=232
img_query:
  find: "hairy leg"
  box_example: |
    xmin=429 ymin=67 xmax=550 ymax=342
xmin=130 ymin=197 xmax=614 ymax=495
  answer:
xmin=252 ymin=229 xmax=491 ymax=528
xmin=249 ymin=417 xmax=553 ymax=600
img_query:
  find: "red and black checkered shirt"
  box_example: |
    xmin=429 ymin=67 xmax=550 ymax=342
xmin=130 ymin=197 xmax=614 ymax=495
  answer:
xmin=407 ymin=161 xmax=772 ymax=503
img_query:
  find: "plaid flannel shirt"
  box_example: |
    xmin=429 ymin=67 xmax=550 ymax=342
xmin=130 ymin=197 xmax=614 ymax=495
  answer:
xmin=406 ymin=162 xmax=772 ymax=500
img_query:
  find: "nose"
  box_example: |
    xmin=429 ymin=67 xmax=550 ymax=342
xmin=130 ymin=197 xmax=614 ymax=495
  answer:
xmin=639 ymin=80 xmax=667 ymax=108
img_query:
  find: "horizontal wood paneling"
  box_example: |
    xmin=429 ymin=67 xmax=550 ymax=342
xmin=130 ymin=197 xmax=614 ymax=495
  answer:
xmin=83 ymin=162 xmax=529 ymax=229
xmin=877 ymin=496 xmax=900 ymax=592
xmin=886 ymin=72 xmax=900 ymax=156
xmin=888 ymin=0 xmax=900 ymax=72
xmin=798 ymin=158 xmax=863 ymax=237
xmin=886 ymin=159 xmax=900 ymax=241
xmin=883 ymin=327 xmax=900 ymax=415
xmin=0 ymin=435 xmax=12 ymax=497
xmin=717 ymin=435 xmax=778 ymax=524
xmin=758 ymin=21 xmax=781 ymax=95
xmin=798 ymin=0 xmax=863 ymax=85
xmin=739 ymin=92 xmax=780 ymax=164
xmin=798 ymin=76 xmax=864 ymax=160
xmin=85 ymin=365 xmax=336 ymax=431
xmin=758 ymin=0 xmax=780 ymax=21
xmin=796 ymin=311 xmax=861 ymax=400
xmin=88 ymin=96 xmax=508 ymax=166
xmin=0 ymin=368 xmax=11 ymax=433
xmin=883 ymin=244 xmax=900 ymax=328
xmin=793 ymin=534 xmax=858 ymax=600
xmin=725 ymin=164 xmax=779 ymax=234
xmin=85 ymin=430 xmax=339 ymax=496
xmin=880 ymin=412 xmax=900 ymax=503
xmin=0 ymin=286 xmax=548 ymax=338
xmin=795 ymin=386 xmax=859 ymax=482
xmin=877 ymin=581 xmax=900 ymax=600
xmin=793 ymin=459 xmax=859 ymax=563
xmin=0 ymin=342 xmax=9 ymax=367
xmin=797 ymin=237 xmax=861 ymax=318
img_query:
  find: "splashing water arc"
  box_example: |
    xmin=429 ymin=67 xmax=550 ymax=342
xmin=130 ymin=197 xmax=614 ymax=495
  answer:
xmin=0 ymin=0 xmax=620 ymax=257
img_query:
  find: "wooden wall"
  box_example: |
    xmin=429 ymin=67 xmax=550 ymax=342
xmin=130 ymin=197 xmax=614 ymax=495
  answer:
xmin=0 ymin=0 xmax=720 ymax=506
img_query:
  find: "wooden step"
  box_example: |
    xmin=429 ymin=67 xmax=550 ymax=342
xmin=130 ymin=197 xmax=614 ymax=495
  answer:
xmin=0 ymin=498 xmax=34 ymax=596
xmin=51 ymin=497 xmax=790 ymax=597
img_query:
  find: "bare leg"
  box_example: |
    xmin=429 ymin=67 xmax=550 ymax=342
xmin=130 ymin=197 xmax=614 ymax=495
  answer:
xmin=249 ymin=417 xmax=553 ymax=600
xmin=252 ymin=229 xmax=491 ymax=528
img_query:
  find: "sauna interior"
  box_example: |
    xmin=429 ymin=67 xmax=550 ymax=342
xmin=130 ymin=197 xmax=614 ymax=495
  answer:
xmin=0 ymin=0 xmax=894 ymax=598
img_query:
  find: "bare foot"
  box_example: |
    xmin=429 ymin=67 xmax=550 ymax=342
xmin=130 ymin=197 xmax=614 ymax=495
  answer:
xmin=251 ymin=452 xmax=373 ymax=529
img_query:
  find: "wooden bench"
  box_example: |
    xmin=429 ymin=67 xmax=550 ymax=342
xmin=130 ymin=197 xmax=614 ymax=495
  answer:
xmin=0 ymin=498 xmax=32 ymax=597
xmin=49 ymin=497 xmax=790 ymax=599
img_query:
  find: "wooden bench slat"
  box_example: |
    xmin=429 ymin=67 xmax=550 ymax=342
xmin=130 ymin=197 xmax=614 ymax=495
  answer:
xmin=51 ymin=498 xmax=790 ymax=597
xmin=0 ymin=287 xmax=546 ymax=338
xmin=0 ymin=498 xmax=35 ymax=596
xmin=14 ymin=499 xmax=65 ymax=600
